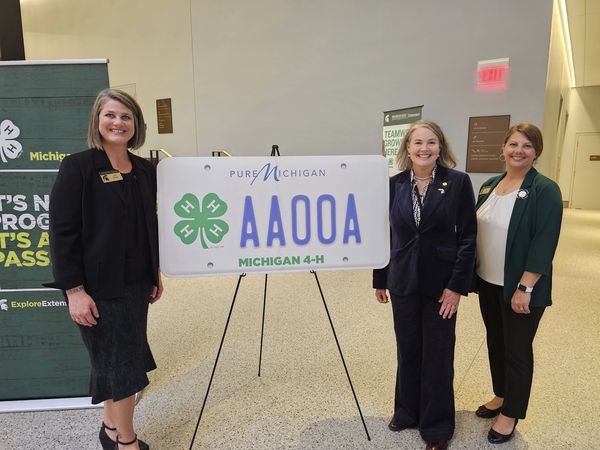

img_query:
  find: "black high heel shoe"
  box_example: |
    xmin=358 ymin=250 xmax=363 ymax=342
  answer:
xmin=99 ymin=422 xmax=117 ymax=450
xmin=488 ymin=418 xmax=518 ymax=444
xmin=115 ymin=434 xmax=150 ymax=450
xmin=475 ymin=404 xmax=502 ymax=418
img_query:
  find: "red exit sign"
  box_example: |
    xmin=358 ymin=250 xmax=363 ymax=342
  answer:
xmin=477 ymin=58 xmax=509 ymax=91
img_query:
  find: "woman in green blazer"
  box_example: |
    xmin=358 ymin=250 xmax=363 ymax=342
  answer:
xmin=473 ymin=123 xmax=562 ymax=444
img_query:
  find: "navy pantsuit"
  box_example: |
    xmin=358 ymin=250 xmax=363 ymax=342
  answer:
xmin=374 ymin=166 xmax=477 ymax=442
xmin=391 ymin=294 xmax=457 ymax=441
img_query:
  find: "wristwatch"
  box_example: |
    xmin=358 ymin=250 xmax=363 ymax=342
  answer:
xmin=517 ymin=283 xmax=533 ymax=293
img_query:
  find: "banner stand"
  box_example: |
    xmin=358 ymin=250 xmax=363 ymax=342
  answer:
xmin=188 ymin=272 xmax=371 ymax=450
xmin=0 ymin=397 xmax=98 ymax=413
xmin=0 ymin=392 xmax=145 ymax=412
xmin=0 ymin=59 xmax=109 ymax=412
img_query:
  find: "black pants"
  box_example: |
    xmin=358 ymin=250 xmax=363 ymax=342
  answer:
xmin=391 ymin=294 xmax=456 ymax=443
xmin=477 ymin=277 xmax=545 ymax=419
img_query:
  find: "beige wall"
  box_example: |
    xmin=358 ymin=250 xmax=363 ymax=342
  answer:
xmin=189 ymin=0 xmax=553 ymax=192
xmin=20 ymin=0 xmax=197 ymax=157
xmin=541 ymin=0 xmax=571 ymax=181
xmin=20 ymin=0 xmax=556 ymax=188
xmin=542 ymin=1 xmax=600 ymax=204
xmin=558 ymin=86 xmax=600 ymax=201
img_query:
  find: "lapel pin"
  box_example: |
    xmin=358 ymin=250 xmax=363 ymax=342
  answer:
xmin=442 ymin=181 xmax=448 ymax=186
xmin=438 ymin=188 xmax=445 ymax=194
xmin=517 ymin=189 xmax=529 ymax=199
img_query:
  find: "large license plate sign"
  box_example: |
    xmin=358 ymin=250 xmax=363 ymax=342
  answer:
xmin=157 ymin=156 xmax=389 ymax=276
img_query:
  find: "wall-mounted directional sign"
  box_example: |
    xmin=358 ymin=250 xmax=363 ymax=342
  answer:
xmin=466 ymin=115 xmax=510 ymax=173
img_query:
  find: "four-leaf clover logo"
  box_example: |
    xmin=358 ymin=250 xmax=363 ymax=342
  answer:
xmin=174 ymin=193 xmax=229 ymax=248
xmin=0 ymin=119 xmax=23 ymax=164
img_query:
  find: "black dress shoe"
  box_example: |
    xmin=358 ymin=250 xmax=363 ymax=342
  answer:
xmin=488 ymin=419 xmax=518 ymax=444
xmin=388 ymin=416 xmax=415 ymax=432
xmin=99 ymin=422 xmax=116 ymax=450
xmin=115 ymin=434 xmax=150 ymax=450
xmin=475 ymin=404 xmax=502 ymax=418
xmin=425 ymin=441 xmax=449 ymax=450
xmin=101 ymin=423 xmax=149 ymax=450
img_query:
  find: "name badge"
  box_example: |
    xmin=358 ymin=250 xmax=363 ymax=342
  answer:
xmin=479 ymin=186 xmax=491 ymax=195
xmin=99 ymin=170 xmax=123 ymax=183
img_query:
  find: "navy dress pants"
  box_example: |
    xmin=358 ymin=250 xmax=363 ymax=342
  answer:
xmin=391 ymin=293 xmax=456 ymax=443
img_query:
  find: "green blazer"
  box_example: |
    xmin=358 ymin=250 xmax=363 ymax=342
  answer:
xmin=475 ymin=168 xmax=563 ymax=307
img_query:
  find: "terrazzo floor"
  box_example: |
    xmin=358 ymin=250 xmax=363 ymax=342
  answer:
xmin=1 ymin=208 xmax=599 ymax=450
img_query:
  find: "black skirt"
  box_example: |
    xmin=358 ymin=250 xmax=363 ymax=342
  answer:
xmin=79 ymin=279 xmax=157 ymax=404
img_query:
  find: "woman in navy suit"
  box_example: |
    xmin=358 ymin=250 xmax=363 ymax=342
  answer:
xmin=373 ymin=120 xmax=476 ymax=450
xmin=47 ymin=89 xmax=162 ymax=450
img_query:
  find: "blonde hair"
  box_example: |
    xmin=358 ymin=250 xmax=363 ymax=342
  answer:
xmin=87 ymin=89 xmax=146 ymax=150
xmin=396 ymin=120 xmax=457 ymax=170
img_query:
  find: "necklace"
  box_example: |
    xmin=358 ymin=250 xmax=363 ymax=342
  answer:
xmin=496 ymin=178 xmax=523 ymax=195
xmin=414 ymin=174 xmax=432 ymax=181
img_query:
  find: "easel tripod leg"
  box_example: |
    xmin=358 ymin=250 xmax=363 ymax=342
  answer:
xmin=258 ymin=273 xmax=268 ymax=376
xmin=311 ymin=270 xmax=371 ymax=441
xmin=188 ymin=273 xmax=246 ymax=450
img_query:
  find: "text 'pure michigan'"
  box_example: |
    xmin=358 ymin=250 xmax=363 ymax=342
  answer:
xmin=229 ymin=162 xmax=327 ymax=186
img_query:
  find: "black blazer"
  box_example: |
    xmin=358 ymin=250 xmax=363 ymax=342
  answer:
xmin=373 ymin=166 xmax=477 ymax=299
xmin=44 ymin=149 xmax=159 ymax=299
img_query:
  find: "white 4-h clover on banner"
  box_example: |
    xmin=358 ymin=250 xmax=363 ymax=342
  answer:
xmin=0 ymin=119 xmax=23 ymax=163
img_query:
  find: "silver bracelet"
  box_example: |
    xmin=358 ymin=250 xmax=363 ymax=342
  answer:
xmin=66 ymin=285 xmax=85 ymax=294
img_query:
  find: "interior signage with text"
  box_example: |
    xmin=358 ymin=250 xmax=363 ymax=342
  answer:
xmin=466 ymin=115 xmax=510 ymax=173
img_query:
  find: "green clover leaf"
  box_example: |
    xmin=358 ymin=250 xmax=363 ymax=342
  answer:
xmin=173 ymin=193 xmax=229 ymax=248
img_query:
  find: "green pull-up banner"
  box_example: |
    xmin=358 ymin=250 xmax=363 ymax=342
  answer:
xmin=0 ymin=60 xmax=109 ymax=404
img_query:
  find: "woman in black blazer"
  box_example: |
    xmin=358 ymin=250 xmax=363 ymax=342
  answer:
xmin=46 ymin=89 xmax=162 ymax=450
xmin=373 ymin=120 xmax=477 ymax=450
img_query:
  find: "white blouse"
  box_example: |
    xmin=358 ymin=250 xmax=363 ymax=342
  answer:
xmin=476 ymin=190 xmax=518 ymax=286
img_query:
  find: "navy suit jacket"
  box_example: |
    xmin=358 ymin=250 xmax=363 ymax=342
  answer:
xmin=44 ymin=148 xmax=159 ymax=299
xmin=373 ymin=165 xmax=477 ymax=299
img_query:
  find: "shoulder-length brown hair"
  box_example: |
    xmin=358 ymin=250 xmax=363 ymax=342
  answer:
xmin=87 ymin=88 xmax=146 ymax=150
xmin=503 ymin=122 xmax=543 ymax=159
xmin=396 ymin=120 xmax=457 ymax=171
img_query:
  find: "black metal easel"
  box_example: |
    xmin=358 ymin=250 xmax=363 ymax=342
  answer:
xmin=188 ymin=273 xmax=245 ymax=450
xmin=310 ymin=270 xmax=371 ymax=441
xmin=188 ymin=146 xmax=370 ymax=449
xmin=257 ymin=145 xmax=278 ymax=378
